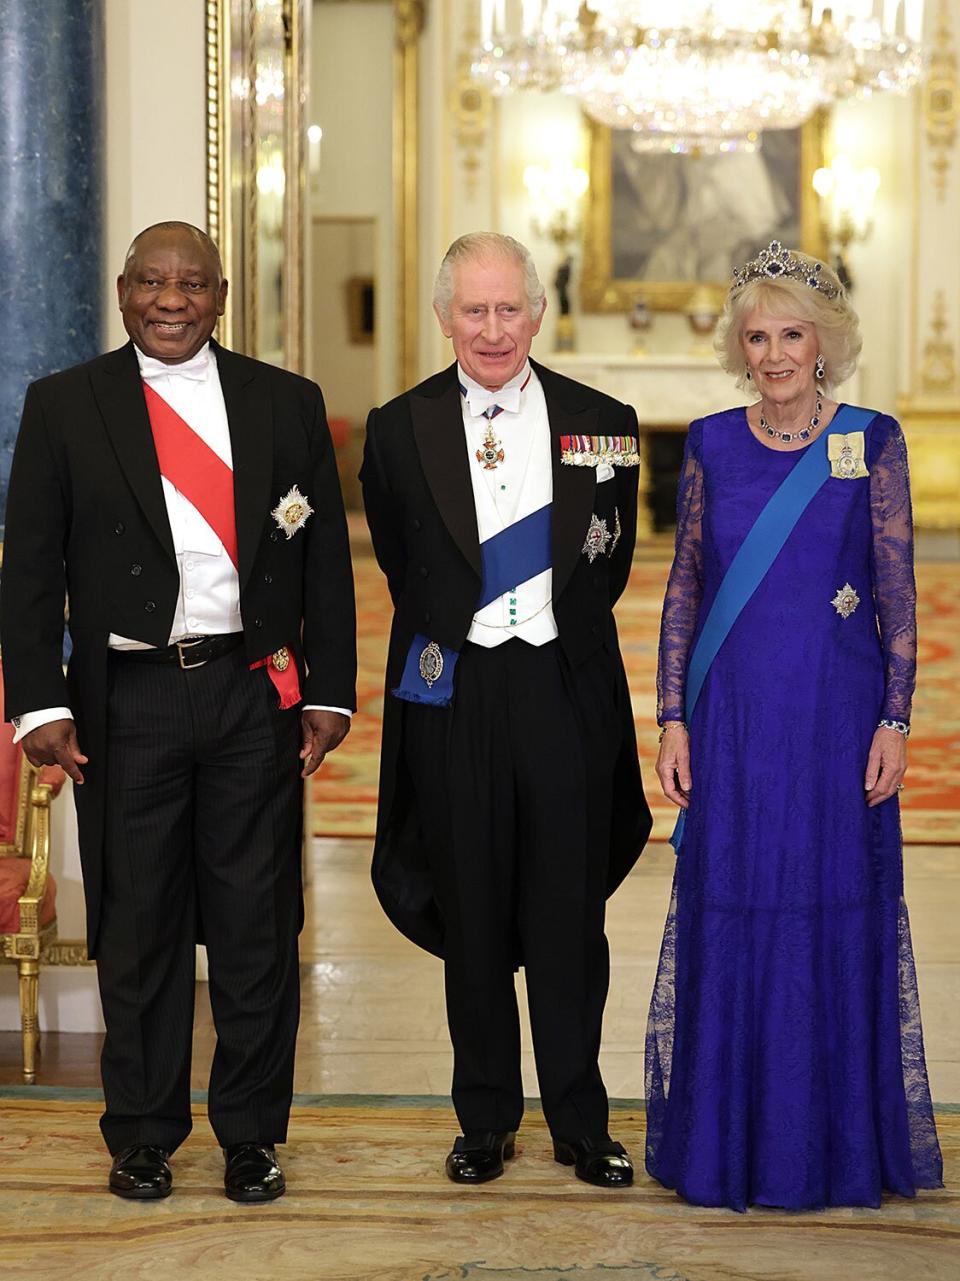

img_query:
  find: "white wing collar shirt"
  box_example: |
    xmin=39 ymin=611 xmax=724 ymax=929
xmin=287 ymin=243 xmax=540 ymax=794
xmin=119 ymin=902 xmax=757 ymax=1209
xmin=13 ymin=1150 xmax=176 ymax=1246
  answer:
xmin=13 ymin=342 xmax=347 ymax=742
xmin=458 ymin=361 xmax=559 ymax=648
xmin=111 ymin=342 xmax=242 ymax=650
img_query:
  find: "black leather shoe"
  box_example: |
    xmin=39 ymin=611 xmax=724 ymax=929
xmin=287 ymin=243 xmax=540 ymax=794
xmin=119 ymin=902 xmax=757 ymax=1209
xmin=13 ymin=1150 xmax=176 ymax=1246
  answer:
xmin=108 ymin=1145 xmax=172 ymax=1199
xmin=553 ymin=1136 xmax=633 ymax=1187
xmin=223 ymin=1143 xmax=285 ymax=1203
xmin=445 ymin=1131 xmax=516 ymax=1184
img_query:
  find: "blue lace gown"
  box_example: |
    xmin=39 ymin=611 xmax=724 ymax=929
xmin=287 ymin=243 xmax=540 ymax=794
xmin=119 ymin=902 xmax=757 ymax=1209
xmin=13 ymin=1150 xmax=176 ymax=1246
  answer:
xmin=647 ymin=407 xmax=943 ymax=1211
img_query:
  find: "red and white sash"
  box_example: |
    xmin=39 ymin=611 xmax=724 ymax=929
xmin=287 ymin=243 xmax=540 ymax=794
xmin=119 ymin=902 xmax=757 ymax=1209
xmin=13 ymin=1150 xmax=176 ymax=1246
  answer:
xmin=142 ymin=383 xmax=301 ymax=708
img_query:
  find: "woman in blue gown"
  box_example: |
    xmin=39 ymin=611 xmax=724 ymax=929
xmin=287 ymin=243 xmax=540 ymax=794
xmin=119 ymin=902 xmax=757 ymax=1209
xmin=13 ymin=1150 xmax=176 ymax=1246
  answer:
xmin=647 ymin=243 xmax=943 ymax=1211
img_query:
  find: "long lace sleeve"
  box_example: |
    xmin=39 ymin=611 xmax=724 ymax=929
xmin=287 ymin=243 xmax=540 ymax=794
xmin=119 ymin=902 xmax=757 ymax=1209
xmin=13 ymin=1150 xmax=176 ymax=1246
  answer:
xmin=657 ymin=421 xmax=704 ymax=723
xmin=870 ymin=418 xmax=917 ymax=722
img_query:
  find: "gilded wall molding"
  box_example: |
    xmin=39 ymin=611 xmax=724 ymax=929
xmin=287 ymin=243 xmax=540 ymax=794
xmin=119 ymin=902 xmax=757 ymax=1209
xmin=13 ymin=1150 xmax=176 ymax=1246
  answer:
xmin=394 ymin=0 xmax=424 ymax=389
xmin=283 ymin=0 xmax=306 ymax=373
xmin=205 ymin=0 xmax=232 ymax=349
xmin=450 ymin=7 xmax=490 ymax=199
xmin=919 ymin=290 xmax=959 ymax=394
xmin=924 ymin=1 xmax=960 ymax=200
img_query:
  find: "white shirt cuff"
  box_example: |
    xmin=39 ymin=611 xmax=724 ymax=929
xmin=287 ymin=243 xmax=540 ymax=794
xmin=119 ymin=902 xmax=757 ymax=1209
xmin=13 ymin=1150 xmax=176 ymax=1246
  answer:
xmin=11 ymin=707 xmax=74 ymax=743
xmin=302 ymin=705 xmax=354 ymax=718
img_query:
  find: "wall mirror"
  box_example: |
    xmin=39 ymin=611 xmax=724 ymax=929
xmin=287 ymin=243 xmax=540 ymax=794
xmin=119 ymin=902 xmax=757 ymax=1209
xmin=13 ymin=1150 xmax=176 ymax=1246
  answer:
xmin=206 ymin=0 xmax=421 ymax=408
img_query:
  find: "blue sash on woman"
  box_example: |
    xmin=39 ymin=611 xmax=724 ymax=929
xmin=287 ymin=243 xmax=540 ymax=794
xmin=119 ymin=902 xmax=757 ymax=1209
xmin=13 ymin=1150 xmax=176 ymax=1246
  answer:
xmin=670 ymin=404 xmax=877 ymax=851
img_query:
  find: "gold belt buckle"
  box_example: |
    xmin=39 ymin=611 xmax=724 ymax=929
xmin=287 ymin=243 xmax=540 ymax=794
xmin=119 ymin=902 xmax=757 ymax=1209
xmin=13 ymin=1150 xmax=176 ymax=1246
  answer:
xmin=176 ymin=637 xmax=208 ymax=670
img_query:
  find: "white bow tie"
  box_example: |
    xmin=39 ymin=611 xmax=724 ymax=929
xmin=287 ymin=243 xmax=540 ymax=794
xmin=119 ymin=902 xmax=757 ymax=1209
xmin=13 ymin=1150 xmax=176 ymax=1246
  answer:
xmin=138 ymin=345 xmax=211 ymax=383
xmin=461 ymin=367 xmax=532 ymax=419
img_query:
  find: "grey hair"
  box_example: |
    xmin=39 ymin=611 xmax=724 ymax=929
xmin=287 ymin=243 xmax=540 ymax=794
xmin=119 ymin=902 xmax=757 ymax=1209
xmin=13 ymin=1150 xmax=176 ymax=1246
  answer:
xmin=433 ymin=232 xmax=546 ymax=321
xmin=123 ymin=221 xmax=224 ymax=281
xmin=715 ymin=253 xmax=861 ymax=391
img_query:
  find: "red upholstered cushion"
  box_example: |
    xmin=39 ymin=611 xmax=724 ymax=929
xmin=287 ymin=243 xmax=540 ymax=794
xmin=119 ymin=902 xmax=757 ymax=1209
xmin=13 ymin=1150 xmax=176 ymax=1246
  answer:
xmin=0 ymin=726 xmax=21 ymax=846
xmin=37 ymin=764 xmax=66 ymax=798
xmin=0 ymin=860 xmax=57 ymax=933
xmin=327 ymin=416 xmax=351 ymax=449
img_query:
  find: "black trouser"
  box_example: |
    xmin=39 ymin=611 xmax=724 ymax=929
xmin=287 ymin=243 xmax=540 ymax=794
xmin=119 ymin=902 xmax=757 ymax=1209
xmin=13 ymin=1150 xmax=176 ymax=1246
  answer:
xmin=404 ymin=639 xmax=617 ymax=1141
xmin=96 ymin=647 xmax=302 ymax=1156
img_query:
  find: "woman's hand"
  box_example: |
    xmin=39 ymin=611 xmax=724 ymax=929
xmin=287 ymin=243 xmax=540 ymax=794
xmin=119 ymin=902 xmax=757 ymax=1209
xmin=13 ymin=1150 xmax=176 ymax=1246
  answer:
xmin=864 ymin=726 xmax=907 ymax=807
xmin=656 ymin=723 xmax=692 ymax=809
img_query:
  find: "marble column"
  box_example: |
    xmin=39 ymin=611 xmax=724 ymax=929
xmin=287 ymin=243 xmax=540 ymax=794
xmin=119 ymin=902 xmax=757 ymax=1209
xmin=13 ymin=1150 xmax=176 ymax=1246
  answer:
xmin=0 ymin=0 xmax=104 ymax=525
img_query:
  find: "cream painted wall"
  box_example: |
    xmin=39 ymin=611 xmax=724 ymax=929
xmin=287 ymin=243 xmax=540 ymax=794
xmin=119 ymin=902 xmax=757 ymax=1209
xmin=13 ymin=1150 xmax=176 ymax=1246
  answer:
xmin=829 ymin=93 xmax=914 ymax=417
xmin=309 ymin=217 xmax=376 ymax=424
xmin=103 ymin=0 xmax=207 ymax=348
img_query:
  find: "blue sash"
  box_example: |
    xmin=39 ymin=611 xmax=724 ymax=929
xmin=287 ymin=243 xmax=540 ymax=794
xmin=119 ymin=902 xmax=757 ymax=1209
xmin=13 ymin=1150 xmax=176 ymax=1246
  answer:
xmin=393 ymin=503 xmax=553 ymax=706
xmin=671 ymin=404 xmax=876 ymax=850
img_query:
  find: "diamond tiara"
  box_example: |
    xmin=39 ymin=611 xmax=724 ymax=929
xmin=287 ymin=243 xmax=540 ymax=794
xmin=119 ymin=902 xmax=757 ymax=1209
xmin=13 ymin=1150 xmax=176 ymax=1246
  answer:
xmin=730 ymin=241 xmax=840 ymax=300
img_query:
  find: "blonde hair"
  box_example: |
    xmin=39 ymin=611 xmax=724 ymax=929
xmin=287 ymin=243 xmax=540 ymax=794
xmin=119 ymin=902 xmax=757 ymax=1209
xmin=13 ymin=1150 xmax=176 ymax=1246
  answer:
xmin=433 ymin=232 xmax=546 ymax=322
xmin=714 ymin=253 xmax=861 ymax=391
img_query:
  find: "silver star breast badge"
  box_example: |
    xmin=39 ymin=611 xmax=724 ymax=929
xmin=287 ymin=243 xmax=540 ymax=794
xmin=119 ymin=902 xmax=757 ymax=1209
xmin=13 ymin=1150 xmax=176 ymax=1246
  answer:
xmin=271 ymin=485 xmax=314 ymax=540
xmin=831 ymin=583 xmax=860 ymax=618
xmin=582 ymin=513 xmax=612 ymax=563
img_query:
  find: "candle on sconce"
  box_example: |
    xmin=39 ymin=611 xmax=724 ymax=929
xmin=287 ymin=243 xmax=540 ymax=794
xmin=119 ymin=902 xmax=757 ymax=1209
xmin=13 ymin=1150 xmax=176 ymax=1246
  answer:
xmin=521 ymin=0 xmax=541 ymax=37
xmin=307 ymin=124 xmax=322 ymax=175
xmin=481 ymin=0 xmax=495 ymax=43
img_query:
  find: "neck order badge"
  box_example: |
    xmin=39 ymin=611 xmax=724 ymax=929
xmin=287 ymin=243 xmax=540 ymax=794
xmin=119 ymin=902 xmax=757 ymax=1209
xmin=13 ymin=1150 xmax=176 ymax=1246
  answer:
xmin=460 ymin=370 xmax=533 ymax=471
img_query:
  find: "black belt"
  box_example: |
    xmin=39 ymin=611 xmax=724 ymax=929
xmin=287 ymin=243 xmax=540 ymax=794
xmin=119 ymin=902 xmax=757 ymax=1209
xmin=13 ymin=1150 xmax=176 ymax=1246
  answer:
xmin=110 ymin=633 xmax=244 ymax=670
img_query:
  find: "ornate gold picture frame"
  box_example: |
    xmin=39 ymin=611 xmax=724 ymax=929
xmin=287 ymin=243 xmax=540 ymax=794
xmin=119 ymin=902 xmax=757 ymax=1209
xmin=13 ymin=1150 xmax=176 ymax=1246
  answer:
xmin=581 ymin=112 xmax=828 ymax=314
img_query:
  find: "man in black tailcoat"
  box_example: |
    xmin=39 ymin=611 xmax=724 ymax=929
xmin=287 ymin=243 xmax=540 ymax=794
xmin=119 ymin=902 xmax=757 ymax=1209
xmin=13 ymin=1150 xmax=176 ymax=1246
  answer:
xmin=1 ymin=222 xmax=356 ymax=1201
xmin=361 ymin=232 xmax=651 ymax=1186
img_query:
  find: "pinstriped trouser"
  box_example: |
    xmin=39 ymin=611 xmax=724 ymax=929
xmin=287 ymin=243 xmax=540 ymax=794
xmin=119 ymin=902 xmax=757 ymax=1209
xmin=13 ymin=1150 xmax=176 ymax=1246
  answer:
xmin=95 ymin=647 xmax=302 ymax=1155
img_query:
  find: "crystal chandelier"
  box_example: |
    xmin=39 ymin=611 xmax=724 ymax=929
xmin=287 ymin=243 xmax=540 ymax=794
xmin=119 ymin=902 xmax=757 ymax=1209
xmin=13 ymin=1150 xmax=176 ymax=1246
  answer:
xmin=471 ymin=2 xmax=926 ymax=154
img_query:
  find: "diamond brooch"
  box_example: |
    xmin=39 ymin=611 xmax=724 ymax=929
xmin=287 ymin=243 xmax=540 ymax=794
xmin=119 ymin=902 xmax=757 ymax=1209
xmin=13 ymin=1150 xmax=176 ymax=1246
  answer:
xmin=831 ymin=583 xmax=860 ymax=618
xmin=271 ymin=485 xmax=314 ymax=539
xmin=582 ymin=513 xmax=612 ymax=563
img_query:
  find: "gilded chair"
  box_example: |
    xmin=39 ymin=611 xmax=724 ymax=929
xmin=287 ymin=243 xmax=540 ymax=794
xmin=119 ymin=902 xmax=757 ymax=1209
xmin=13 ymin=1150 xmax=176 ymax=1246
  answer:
xmin=0 ymin=677 xmax=64 ymax=1082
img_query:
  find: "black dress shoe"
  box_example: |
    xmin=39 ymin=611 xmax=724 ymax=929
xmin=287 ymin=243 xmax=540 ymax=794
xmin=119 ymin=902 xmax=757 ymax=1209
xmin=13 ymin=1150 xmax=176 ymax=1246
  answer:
xmin=223 ymin=1143 xmax=285 ymax=1203
xmin=108 ymin=1145 xmax=172 ymax=1199
xmin=553 ymin=1136 xmax=633 ymax=1187
xmin=445 ymin=1131 xmax=516 ymax=1184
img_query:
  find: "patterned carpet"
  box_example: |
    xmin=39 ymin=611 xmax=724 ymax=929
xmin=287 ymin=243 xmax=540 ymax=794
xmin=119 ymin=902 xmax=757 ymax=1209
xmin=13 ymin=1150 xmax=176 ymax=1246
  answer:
xmin=313 ymin=550 xmax=960 ymax=845
xmin=0 ymin=1092 xmax=956 ymax=1281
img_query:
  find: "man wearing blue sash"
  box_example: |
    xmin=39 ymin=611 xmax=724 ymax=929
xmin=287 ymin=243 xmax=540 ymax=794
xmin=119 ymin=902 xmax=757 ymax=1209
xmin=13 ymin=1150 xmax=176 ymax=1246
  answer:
xmin=361 ymin=233 xmax=651 ymax=1186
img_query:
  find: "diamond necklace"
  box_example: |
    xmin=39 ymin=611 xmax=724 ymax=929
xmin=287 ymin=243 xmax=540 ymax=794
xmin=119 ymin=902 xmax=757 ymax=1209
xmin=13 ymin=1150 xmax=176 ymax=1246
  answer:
xmin=759 ymin=392 xmax=823 ymax=444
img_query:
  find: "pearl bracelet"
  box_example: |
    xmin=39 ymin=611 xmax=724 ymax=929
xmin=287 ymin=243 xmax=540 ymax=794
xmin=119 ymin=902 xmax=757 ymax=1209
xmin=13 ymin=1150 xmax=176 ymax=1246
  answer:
xmin=878 ymin=719 xmax=910 ymax=738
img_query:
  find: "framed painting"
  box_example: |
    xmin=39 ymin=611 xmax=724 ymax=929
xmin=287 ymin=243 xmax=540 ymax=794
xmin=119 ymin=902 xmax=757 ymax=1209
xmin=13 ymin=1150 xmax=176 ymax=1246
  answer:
xmin=581 ymin=112 xmax=828 ymax=313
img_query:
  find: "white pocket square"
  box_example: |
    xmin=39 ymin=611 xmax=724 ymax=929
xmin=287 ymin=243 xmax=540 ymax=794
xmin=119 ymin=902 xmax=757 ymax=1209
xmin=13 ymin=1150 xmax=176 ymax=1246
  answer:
xmin=596 ymin=463 xmax=615 ymax=483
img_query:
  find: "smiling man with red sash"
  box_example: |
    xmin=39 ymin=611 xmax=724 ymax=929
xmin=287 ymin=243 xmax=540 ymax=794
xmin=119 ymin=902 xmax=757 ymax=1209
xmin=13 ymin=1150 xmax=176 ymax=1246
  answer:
xmin=0 ymin=222 xmax=356 ymax=1202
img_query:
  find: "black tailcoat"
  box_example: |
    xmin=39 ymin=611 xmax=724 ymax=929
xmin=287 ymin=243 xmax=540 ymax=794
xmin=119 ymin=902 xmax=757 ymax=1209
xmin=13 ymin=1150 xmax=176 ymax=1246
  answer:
xmin=1 ymin=340 xmax=357 ymax=954
xmin=361 ymin=360 xmax=652 ymax=957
